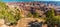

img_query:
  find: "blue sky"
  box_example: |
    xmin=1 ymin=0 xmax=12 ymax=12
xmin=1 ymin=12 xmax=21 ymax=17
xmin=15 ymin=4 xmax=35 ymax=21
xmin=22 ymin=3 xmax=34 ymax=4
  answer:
xmin=35 ymin=0 xmax=60 ymax=1
xmin=2 ymin=0 xmax=60 ymax=2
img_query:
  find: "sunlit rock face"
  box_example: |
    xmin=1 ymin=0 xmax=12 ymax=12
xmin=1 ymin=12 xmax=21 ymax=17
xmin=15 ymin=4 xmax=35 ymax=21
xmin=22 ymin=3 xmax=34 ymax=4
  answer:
xmin=6 ymin=2 xmax=20 ymax=9
xmin=0 ymin=19 xmax=5 ymax=25
xmin=0 ymin=19 xmax=9 ymax=27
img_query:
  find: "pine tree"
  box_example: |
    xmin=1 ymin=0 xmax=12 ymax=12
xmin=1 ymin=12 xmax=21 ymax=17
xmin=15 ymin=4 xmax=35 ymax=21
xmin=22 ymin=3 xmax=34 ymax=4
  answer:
xmin=45 ymin=8 xmax=55 ymax=27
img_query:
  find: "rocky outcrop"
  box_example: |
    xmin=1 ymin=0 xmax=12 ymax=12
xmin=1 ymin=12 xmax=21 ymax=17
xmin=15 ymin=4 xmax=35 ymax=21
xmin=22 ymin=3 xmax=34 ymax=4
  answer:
xmin=0 ymin=19 xmax=9 ymax=27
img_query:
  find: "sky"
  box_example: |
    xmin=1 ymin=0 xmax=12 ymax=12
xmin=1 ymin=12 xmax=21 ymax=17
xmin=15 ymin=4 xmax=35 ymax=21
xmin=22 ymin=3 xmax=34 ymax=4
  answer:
xmin=34 ymin=0 xmax=60 ymax=1
xmin=2 ymin=0 xmax=60 ymax=2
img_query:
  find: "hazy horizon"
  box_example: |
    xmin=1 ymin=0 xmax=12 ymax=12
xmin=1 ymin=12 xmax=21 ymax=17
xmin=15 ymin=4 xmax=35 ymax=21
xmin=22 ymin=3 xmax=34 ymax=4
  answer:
xmin=2 ymin=0 xmax=60 ymax=2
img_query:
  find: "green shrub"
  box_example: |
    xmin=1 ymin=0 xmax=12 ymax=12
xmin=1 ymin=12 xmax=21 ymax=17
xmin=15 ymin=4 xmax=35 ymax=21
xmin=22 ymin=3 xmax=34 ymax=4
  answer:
xmin=27 ymin=13 xmax=32 ymax=17
xmin=0 ymin=2 xmax=21 ymax=26
xmin=33 ymin=12 xmax=39 ymax=18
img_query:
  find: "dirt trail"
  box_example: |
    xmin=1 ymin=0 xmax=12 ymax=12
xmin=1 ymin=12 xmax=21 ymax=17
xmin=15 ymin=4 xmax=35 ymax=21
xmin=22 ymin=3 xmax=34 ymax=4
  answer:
xmin=16 ymin=18 xmax=45 ymax=27
xmin=16 ymin=18 xmax=34 ymax=27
